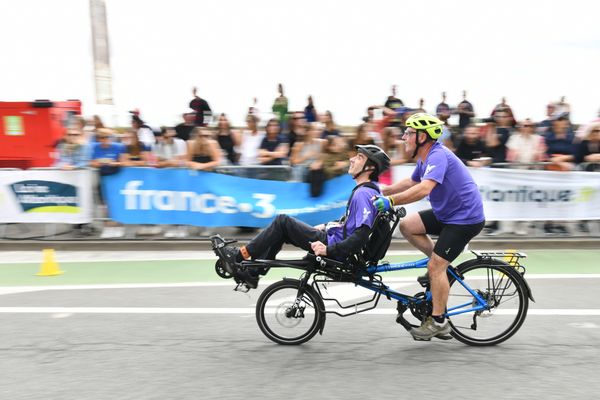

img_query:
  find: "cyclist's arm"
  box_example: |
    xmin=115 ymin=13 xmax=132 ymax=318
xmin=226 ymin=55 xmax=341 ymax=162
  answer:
xmin=382 ymin=177 xmax=417 ymax=196
xmin=325 ymin=225 xmax=370 ymax=259
xmin=389 ymin=179 xmax=436 ymax=205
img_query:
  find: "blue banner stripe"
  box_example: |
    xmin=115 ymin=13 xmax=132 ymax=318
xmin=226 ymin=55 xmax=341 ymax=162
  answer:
xmin=103 ymin=168 xmax=355 ymax=227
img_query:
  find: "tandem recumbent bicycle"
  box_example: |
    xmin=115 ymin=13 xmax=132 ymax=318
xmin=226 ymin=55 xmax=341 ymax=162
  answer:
xmin=210 ymin=207 xmax=534 ymax=346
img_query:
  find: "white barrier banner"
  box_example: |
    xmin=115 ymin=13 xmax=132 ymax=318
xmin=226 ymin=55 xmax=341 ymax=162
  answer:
xmin=0 ymin=169 xmax=93 ymax=223
xmin=391 ymin=166 xmax=600 ymax=221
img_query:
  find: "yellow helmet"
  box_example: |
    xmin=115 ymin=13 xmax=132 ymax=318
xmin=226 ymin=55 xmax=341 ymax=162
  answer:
xmin=405 ymin=112 xmax=444 ymax=139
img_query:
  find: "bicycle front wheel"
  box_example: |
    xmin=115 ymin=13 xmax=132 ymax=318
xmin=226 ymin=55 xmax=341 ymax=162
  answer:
xmin=256 ymin=279 xmax=325 ymax=345
xmin=447 ymin=259 xmax=529 ymax=346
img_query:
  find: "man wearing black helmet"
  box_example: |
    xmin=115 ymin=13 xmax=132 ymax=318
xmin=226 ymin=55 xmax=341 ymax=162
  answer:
xmin=212 ymin=144 xmax=391 ymax=289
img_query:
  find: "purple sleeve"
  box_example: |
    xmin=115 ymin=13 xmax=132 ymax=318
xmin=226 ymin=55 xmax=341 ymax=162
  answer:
xmin=421 ymin=150 xmax=448 ymax=184
xmin=348 ymin=189 xmax=377 ymax=229
xmin=411 ymin=163 xmax=421 ymax=182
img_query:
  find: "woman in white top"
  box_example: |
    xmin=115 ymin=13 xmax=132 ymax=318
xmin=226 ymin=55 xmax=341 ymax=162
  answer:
xmin=506 ymin=119 xmax=546 ymax=166
xmin=238 ymin=114 xmax=265 ymax=166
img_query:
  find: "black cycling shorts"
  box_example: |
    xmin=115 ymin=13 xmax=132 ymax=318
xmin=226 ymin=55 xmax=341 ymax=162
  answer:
xmin=419 ymin=209 xmax=485 ymax=262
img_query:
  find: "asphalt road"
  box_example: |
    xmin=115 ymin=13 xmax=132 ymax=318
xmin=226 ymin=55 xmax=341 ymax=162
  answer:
xmin=1 ymin=276 xmax=599 ymax=400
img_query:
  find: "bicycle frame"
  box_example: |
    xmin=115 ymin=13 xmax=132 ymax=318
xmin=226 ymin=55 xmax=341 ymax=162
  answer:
xmin=353 ymin=258 xmax=490 ymax=318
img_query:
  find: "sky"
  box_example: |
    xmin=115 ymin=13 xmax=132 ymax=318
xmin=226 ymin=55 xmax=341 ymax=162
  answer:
xmin=1 ymin=0 xmax=599 ymax=127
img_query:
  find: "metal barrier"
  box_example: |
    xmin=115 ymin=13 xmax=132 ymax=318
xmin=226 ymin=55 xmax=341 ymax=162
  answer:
xmin=1 ymin=164 xmax=599 ymax=240
xmin=215 ymin=165 xmax=292 ymax=181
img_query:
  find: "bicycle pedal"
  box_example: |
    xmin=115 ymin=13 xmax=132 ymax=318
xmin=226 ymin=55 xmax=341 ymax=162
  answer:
xmin=234 ymin=282 xmax=251 ymax=293
xmin=411 ymin=336 xmax=431 ymax=342
xmin=434 ymin=334 xmax=453 ymax=341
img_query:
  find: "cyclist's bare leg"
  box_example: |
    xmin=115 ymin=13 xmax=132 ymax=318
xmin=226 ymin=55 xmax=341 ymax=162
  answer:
xmin=428 ymin=253 xmax=450 ymax=317
xmin=399 ymin=213 xmax=434 ymax=257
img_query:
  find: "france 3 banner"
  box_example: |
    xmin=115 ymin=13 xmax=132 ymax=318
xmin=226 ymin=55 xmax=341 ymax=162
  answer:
xmin=103 ymin=168 xmax=356 ymax=227
xmin=392 ymin=165 xmax=600 ymax=221
xmin=0 ymin=169 xmax=93 ymax=223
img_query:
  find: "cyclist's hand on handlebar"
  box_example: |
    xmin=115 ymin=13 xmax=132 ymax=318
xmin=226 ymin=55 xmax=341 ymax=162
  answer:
xmin=372 ymin=195 xmax=394 ymax=212
xmin=310 ymin=241 xmax=327 ymax=256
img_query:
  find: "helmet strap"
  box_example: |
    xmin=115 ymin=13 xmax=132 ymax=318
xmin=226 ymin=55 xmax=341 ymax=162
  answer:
xmin=353 ymin=164 xmax=375 ymax=180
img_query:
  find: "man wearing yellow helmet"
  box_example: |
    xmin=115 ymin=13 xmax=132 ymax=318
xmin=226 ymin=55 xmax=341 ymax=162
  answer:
xmin=373 ymin=112 xmax=485 ymax=341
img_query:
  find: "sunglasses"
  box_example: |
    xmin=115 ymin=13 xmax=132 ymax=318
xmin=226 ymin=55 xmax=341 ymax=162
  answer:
xmin=522 ymin=125 xmax=535 ymax=128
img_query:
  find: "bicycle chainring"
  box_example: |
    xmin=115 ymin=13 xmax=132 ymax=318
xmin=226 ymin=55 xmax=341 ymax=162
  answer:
xmin=409 ymin=292 xmax=432 ymax=321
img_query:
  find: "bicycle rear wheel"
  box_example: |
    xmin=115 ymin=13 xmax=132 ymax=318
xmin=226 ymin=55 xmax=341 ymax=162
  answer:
xmin=256 ymin=279 xmax=325 ymax=345
xmin=447 ymin=259 xmax=529 ymax=346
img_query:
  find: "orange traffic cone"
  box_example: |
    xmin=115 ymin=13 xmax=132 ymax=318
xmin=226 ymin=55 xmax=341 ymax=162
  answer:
xmin=36 ymin=249 xmax=64 ymax=276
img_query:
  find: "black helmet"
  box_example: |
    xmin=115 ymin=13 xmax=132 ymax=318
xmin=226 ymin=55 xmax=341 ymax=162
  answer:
xmin=355 ymin=144 xmax=391 ymax=175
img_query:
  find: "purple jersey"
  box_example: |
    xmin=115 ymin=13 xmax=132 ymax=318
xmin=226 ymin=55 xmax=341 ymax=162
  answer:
xmin=411 ymin=142 xmax=484 ymax=224
xmin=327 ymin=184 xmax=379 ymax=245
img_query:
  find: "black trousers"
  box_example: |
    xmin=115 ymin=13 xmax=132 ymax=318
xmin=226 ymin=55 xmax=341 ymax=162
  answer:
xmin=245 ymin=215 xmax=327 ymax=260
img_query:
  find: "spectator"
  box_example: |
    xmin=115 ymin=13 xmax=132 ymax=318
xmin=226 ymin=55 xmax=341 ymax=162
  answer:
xmin=575 ymin=123 xmax=600 ymax=171
xmin=455 ymin=125 xmax=490 ymax=167
xmin=248 ymin=97 xmax=261 ymax=121
xmin=434 ymin=103 xmax=454 ymax=146
xmin=152 ymin=127 xmax=188 ymax=168
xmin=290 ymin=121 xmax=323 ymax=181
xmin=506 ymin=119 xmax=546 ymax=165
xmin=379 ymin=127 xmax=408 ymax=185
xmin=538 ymin=103 xmax=556 ymax=134
xmin=321 ymin=110 xmax=340 ymax=139
xmin=435 ymin=91 xmax=451 ymax=122
xmin=85 ymin=115 xmax=105 ymax=142
xmin=543 ymin=112 xmax=576 ymax=235
xmin=89 ymin=128 xmax=126 ymax=239
xmin=348 ymin=123 xmax=375 ymax=152
xmin=54 ymin=128 xmax=90 ymax=169
xmin=384 ymin=85 xmax=404 ymax=127
xmin=320 ymin=135 xmax=349 ymax=180
xmin=175 ymin=112 xmax=196 ymax=141
xmin=556 ymin=96 xmax=571 ymax=116
xmin=259 ymin=119 xmax=289 ymax=166
xmin=286 ymin=112 xmax=307 ymax=157
xmin=306 ymin=135 xmax=348 ymax=197
xmin=238 ymin=114 xmax=265 ymax=166
xmin=121 ymin=130 xmax=151 ymax=166
xmin=491 ymin=97 xmax=516 ymax=127
xmin=456 ymin=90 xmax=475 ymax=133
xmin=304 ymin=95 xmax=317 ymax=123
xmin=186 ymin=127 xmax=221 ymax=171
xmin=131 ymin=116 xmax=155 ymax=147
xmin=416 ymin=98 xmax=426 ymax=113
xmin=485 ymin=108 xmax=513 ymax=163
xmin=189 ymin=86 xmax=212 ymax=126
xmin=544 ymin=112 xmax=576 ymax=171
xmin=215 ymin=113 xmax=241 ymax=165
xmin=272 ymin=83 xmax=289 ymax=129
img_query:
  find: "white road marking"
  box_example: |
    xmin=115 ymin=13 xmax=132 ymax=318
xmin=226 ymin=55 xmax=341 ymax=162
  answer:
xmin=568 ymin=322 xmax=599 ymax=328
xmin=0 ymin=307 xmax=599 ymax=316
xmin=0 ymin=250 xmax=425 ymax=264
xmin=1 ymin=274 xmax=600 ymax=296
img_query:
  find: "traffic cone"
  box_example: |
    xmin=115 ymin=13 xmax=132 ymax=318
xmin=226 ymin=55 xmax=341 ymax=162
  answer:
xmin=36 ymin=249 xmax=64 ymax=276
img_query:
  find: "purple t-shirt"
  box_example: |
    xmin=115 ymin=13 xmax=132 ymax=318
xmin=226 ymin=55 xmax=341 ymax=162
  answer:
xmin=411 ymin=142 xmax=484 ymax=224
xmin=326 ymin=184 xmax=379 ymax=246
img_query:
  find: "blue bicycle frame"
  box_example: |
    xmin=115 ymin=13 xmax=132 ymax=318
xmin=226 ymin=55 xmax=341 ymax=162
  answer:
xmin=355 ymin=258 xmax=489 ymax=317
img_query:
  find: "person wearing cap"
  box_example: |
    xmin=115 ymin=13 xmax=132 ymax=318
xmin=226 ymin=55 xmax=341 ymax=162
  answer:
xmin=212 ymin=144 xmax=391 ymax=289
xmin=372 ymin=113 xmax=485 ymax=341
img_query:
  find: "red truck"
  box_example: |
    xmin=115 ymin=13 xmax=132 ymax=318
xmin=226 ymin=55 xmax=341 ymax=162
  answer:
xmin=0 ymin=100 xmax=82 ymax=168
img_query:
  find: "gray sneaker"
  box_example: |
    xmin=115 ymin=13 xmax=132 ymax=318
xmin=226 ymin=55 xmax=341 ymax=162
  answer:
xmin=410 ymin=317 xmax=451 ymax=341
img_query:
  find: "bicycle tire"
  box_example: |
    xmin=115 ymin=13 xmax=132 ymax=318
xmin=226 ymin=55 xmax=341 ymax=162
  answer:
xmin=447 ymin=259 xmax=529 ymax=346
xmin=256 ymin=279 xmax=325 ymax=345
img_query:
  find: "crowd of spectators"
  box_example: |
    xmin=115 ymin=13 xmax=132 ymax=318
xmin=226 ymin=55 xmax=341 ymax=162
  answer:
xmin=53 ymin=84 xmax=600 ymax=238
